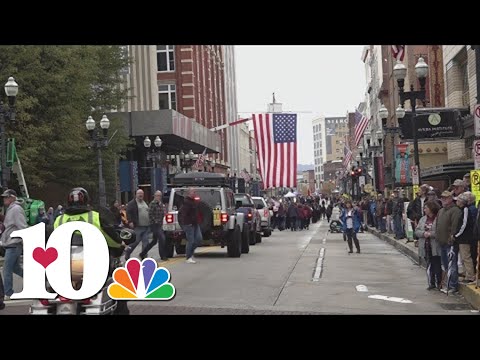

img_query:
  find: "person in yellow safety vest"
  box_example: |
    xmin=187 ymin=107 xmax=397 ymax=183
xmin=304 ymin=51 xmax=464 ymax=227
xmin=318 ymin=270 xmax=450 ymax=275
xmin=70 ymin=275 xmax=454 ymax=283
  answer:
xmin=53 ymin=187 xmax=133 ymax=315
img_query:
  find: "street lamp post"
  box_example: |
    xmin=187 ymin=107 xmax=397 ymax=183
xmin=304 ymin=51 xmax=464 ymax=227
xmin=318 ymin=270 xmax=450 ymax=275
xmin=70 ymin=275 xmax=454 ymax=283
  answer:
xmin=179 ymin=149 xmax=195 ymax=172
xmin=86 ymin=115 xmax=110 ymax=207
xmin=0 ymin=77 xmax=19 ymax=191
xmin=393 ymin=57 xmax=429 ymax=183
xmin=144 ymin=136 xmax=162 ymax=193
xmin=379 ymin=104 xmax=402 ymax=189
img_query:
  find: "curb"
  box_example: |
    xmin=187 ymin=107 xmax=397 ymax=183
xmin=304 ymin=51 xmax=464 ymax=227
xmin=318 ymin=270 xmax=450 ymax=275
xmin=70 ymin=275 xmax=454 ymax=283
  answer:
xmin=367 ymin=227 xmax=480 ymax=310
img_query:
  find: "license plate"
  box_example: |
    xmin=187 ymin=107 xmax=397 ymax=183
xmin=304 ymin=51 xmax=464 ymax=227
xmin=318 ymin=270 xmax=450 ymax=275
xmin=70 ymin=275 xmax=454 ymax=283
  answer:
xmin=213 ymin=209 xmax=221 ymax=226
xmin=164 ymin=224 xmax=175 ymax=231
xmin=56 ymin=303 xmax=77 ymax=315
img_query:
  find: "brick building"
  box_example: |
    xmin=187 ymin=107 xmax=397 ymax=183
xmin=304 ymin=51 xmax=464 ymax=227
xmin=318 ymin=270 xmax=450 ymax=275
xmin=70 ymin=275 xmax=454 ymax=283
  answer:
xmin=377 ymin=45 xmax=447 ymax=188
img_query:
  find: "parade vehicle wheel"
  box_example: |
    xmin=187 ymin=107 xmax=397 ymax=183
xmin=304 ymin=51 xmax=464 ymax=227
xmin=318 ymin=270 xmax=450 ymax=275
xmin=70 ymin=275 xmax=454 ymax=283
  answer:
xmin=249 ymin=230 xmax=257 ymax=245
xmin=166 ymin=240 xmax=174 ymax=258
xmin=227 ymin=225 xmax=242 ymax=258
xmin=241 ymin=224 xmax=250 ymax=254
xmin=175 ymin=244 xmax=186 ymax=255
xmin=263 ymin=229 xmax=271 ymax=237
xmin=256 ymin=232 xmax=262 ymax=243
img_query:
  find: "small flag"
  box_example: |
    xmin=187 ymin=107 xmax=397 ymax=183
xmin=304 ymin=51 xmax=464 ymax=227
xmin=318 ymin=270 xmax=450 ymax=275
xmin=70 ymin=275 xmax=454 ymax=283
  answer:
xmin=354 ymin=110 xmax=370 ymax=147
xmin=193 ymin=148 xmax=207 ymax=170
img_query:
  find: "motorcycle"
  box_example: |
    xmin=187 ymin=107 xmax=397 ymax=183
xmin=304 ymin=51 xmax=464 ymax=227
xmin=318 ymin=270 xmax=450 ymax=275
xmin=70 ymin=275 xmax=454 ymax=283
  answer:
xmin=329 ymin=220 xmax=343 ymax=233
xmin=30 ymin=227 xmax=135 ymax=315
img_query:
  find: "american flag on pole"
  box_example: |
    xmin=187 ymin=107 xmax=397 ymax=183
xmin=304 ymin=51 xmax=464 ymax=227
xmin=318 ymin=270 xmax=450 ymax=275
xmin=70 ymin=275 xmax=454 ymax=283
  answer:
xmin=391 ymin=45 xmax=405 ymax=61
xmin=252 ymin=113 xmax=297 ymax=188
xmin=193 ymin=148 xmax=207 ymax=170
xmin=354 ymin=110 xmax=370 ymax=147
xmin=343 ymin=142 xmax=352 ymax=168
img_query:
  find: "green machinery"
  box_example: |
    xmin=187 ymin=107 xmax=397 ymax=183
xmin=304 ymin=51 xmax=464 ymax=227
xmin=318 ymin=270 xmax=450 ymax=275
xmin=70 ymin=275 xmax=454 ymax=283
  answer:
xmin=4 ymin=138 xmax=45 ymax=226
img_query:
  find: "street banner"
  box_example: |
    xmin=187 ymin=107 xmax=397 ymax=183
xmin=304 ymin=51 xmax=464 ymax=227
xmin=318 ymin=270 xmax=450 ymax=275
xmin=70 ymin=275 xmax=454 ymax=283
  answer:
xmin=395 ymin=143 xmax=410 ymax=185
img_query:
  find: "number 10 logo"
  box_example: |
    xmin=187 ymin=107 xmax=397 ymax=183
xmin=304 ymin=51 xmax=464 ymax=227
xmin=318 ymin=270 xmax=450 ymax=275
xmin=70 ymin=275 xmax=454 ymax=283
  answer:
xmin=10 ymin=222 xmax=110 ymax=300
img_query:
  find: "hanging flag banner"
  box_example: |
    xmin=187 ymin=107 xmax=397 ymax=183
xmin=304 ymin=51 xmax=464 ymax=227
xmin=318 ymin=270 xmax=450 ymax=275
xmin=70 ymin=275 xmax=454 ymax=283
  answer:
xmin=395 ymin=143 xmax=410 ymax=185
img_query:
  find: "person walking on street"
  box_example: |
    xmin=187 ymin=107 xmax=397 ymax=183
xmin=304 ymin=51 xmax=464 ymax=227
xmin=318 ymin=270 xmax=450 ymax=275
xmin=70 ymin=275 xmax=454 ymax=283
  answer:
xmin=287 ymin=202 xmax=298 ymax=231
xmin=0 ymin=189 xmax=27 ymax=300
xmin=415 ymin=200 xmax=442 ymax=290
xmin=140 ymin=191 xmax=168 ymax=261
xmin=0 ymin=214 xmax=6 ymax=310
xmin=125 ymin=189 xmax=151 ymax=260
xmin=392 ymin=190 xmax=405 ymax=240
xmin=178 ymin=188 xmax=202 ymax=263
xmin=340 ymin=200 xmax=361 ymax=253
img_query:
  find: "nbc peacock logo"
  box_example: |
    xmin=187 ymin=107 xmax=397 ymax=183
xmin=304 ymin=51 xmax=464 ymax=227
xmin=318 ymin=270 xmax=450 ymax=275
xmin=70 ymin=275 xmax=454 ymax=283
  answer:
xmin=107 ymin=258 xmax=175 ymax=300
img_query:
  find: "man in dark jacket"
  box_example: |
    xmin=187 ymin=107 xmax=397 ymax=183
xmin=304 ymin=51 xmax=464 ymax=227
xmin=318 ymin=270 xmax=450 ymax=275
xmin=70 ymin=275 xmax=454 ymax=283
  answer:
xmin=392 ymin=190 xmax=405 ymax=239
xmin=407 ymin=184 xmax=428 ymax=230
xmin=178 ymin=188 xmax=202 ymax=263
xmin=140 ymin=190 xmax=168 ymax=261
xmin=125 ymin=189 xmax=151 ymax=260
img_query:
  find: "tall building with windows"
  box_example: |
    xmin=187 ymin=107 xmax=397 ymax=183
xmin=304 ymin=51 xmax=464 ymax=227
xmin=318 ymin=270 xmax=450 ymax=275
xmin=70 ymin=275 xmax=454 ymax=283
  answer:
xmin=312 ymin=116 xmax=326 ymax=185
xmin=120 ymin=45 xmax=230 ymax=166
xmin=325 ymin=117 xmax=348 ymax=162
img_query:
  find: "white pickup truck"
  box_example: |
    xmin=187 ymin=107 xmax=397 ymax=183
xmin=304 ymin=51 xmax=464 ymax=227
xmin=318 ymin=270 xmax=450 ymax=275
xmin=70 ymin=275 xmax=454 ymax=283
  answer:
xmin=252 ymin=196 xmax=272 ymax=237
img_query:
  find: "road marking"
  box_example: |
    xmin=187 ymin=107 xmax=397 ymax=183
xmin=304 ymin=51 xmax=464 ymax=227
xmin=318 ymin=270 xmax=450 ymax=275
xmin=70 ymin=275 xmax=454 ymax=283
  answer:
xmin=156 ymin=246 xmax=221 ymax=267
xmin=368 ymin=295 xmax=412 ymax=304
xmin=356 ymin=285 xmax=368 ymax=292
xmin=312 ymin=248 xmax=325 ymax=282
xmin=322 ymin=238 xmax=326 ymax=244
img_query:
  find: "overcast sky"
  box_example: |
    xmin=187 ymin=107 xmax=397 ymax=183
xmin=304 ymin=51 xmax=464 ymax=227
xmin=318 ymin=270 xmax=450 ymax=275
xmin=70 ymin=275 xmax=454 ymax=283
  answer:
xmin=235 ymin=45 xmax=366 ymax=165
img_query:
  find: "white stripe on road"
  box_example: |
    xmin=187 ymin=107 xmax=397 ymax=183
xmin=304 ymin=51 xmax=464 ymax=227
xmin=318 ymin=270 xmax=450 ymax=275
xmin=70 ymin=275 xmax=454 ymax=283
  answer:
xmin=368 ymin=294 xmax=412 ymax=304
xmin=312 ymin=248 xmax=325 ymax=282
xmin=322 ymin=238 xmax=326 ymax=244
xmin=356 ymin=285 xmax=369 ymax=292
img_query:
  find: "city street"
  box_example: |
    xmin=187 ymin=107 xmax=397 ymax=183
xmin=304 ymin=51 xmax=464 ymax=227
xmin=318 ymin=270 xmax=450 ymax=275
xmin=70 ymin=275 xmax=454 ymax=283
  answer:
xmin=1 ymin=220 xmax=476 ymax=315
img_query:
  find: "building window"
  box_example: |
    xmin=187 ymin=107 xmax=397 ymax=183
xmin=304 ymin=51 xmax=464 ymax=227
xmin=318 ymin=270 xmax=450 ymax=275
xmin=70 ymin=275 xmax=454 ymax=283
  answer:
xmin=157 ymin=45 xmax=175 ymax=72
xmin=158 ymin=84 xmax=177 ymax=110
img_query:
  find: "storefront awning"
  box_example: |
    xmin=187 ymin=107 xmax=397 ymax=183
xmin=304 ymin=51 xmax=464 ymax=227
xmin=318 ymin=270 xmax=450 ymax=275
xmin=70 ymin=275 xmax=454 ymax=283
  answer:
xmin=112 ymin=110 xmax=222 ymax=155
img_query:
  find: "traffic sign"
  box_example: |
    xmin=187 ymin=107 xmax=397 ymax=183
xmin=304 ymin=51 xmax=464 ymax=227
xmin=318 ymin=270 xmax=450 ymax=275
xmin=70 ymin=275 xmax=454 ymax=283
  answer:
xmin=475 ymin=105 xmax=480 ymax=137
xmin=471 ymin=170 xmax=480 ymax=204
xmin=411 ymin=165 xmax=419 ymax=185
xmin=474 ymin=140 xmax=480 ymax=169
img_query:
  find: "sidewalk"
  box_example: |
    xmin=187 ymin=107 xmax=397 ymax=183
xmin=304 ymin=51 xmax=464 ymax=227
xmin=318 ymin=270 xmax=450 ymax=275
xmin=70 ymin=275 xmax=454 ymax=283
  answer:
xmin=368 ymin=227 xmax=480 ymax=310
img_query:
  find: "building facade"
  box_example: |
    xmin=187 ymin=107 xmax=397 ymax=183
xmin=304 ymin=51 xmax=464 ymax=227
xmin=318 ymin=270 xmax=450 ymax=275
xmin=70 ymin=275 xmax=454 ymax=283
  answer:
xmin=377 ymin=45 xmax=446 ymax=188
xmin=325 ymin=117 xmax=349 ymax=162
xmin=120 ymin=45 xmax=230 ymax=167
xmin=223 ymin=45 xmax=240 ymax=172
xmin=312 ymin=116 xmax=326 ymax=186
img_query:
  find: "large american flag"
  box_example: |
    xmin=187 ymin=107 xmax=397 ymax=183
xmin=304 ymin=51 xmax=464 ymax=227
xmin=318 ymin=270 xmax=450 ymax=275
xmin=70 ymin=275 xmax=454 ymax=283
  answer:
xmin=252 ymin=113 xmax=297 ymax=188
xmin=391 ymin=45 xmax=405 ymax=62
xmin=354 ymin=110 xmax=370 ymax=146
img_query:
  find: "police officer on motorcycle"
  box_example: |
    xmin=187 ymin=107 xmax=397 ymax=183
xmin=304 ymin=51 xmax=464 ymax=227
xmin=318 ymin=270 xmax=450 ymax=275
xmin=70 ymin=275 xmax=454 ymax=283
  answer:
xmin=52 ymin=187 xmax=134 ymax=315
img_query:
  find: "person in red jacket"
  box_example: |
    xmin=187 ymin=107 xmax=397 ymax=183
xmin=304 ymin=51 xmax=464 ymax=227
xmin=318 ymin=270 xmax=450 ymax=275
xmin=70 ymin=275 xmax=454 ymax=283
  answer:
xmin=303 ymin=205 xmax=312 ymax=230
xmin=297 ymin=204 xmax=305 ymax=231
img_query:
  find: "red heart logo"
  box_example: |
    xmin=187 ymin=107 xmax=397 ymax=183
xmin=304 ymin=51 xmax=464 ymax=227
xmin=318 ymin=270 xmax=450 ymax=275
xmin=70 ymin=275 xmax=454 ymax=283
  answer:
xmin=33 ymin=247 xmax=58 ymax=268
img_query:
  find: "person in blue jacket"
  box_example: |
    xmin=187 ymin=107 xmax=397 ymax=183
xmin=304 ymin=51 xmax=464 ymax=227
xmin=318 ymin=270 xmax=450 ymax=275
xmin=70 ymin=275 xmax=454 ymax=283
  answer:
xmin=341 ymin=200 xmax=361 ymax=253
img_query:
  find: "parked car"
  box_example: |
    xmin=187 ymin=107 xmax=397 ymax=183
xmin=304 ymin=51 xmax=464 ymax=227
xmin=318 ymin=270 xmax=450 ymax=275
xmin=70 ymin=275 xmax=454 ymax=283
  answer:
xmin=234 ymin=193 xmax=262 ymax=244
xmin=252 ymin=196 xmax=272 ymax=237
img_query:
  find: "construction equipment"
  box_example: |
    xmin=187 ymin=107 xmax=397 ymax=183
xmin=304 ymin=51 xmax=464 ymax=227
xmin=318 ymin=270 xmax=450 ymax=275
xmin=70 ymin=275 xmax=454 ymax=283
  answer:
xmin=4 ymin=138 xmax=45 ymax=225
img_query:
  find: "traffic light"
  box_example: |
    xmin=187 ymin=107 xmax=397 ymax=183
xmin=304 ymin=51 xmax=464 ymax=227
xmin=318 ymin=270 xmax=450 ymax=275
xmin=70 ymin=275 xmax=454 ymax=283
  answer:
xmin=356 ymin=167 xmax=363 ymax=176
xmin=351 ymin=170 xmax=355 ymax=177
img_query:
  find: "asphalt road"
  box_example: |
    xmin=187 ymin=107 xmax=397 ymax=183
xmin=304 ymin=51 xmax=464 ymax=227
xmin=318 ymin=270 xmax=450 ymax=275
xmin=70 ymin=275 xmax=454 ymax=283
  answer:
xmin=1 ymin=219 xmax=477 ymax=315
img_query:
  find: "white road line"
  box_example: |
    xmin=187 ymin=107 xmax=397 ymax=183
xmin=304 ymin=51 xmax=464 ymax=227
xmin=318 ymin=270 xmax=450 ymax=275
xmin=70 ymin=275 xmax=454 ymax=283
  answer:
xmin=356 ymin=285 xmax=368 ymax=292
xmin=368 ymin=294 xmax=412 ymax=304
xmin=322 ymin=238 xmax=326 ymax=244
xmin=312 ymin=248 xmax=326 ymax=282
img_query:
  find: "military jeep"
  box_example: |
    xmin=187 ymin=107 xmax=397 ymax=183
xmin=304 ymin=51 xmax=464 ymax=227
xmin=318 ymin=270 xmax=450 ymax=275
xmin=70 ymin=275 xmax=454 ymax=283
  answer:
xmin=163 ymin=172 xmax=249 ymax=258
